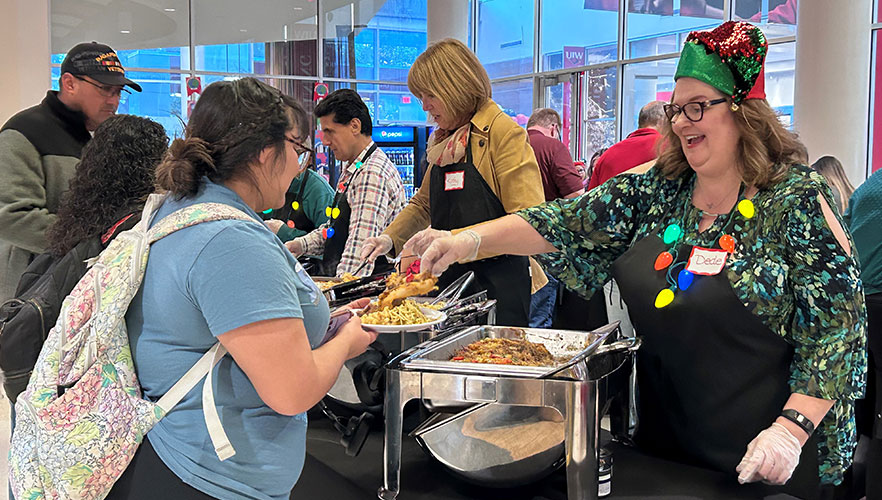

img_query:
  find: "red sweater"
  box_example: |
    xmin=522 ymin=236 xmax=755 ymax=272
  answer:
xmin=527 ymin=129 xmax=584 ymax=201
xmin=588 ymin=128 xmax=660 ymax=190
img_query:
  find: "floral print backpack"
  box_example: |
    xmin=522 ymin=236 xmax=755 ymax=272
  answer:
xmin=9 ymin=194 xmax=254 ymax=500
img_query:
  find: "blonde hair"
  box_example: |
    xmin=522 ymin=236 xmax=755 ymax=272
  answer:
xmin=812 ymin=156 xmax=855 ymax=210
xmin=656 ymin=98 xmax=804 ymax=189
xmin=408 ymin=38 xmax=492 ymax=130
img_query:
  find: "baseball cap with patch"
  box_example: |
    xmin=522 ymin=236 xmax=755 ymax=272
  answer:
xmin=60 ymin=42 xmax=142 ymax=92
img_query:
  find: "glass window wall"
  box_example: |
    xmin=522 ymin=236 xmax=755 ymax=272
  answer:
xmin=582 ymin=67 xmax=618 ymax=160
xmin=492 ymin=78 xmax=534 ymax=126
xmin=476 ymin=0 xmax=535 ymax=78
xmin=323 ymin=0 xmax=427 ymax=82
xmin=626 ymin=0 xmax=723 ymax=59
xmin=540 ymin=0 xmax=617 ymax=71
xmin=621 ymin=58 xmax=676 ymax=137
xmin=733 ymin=0 xmax=798 ymax=38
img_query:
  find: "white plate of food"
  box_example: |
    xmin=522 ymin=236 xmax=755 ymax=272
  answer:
xmin=357 ymin=271 xmax=446 ymax=332
xmin=359 ymin=300 xmax=447 ymax=333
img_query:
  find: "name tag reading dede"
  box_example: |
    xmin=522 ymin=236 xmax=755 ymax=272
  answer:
xmin=685 ymin=246 xmax=728 ymax=276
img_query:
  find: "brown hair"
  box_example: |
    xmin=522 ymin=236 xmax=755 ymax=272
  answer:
xmin=656 ymin=98 xmax=804 ymax=189
xmin=527 ymin=108 xmax=562 ymax=129
xmin=156 ymin=78 xmax=297 ymax=198
xmin=408 ymin=38 xmax=492 ymax=131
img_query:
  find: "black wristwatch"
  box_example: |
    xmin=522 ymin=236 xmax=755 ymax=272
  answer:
xmin=780 ymin=409 xmax=815 ymax=436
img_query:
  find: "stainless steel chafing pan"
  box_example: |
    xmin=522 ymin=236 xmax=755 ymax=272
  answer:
xmin=397 ymin=323 xmax=618 ymax=379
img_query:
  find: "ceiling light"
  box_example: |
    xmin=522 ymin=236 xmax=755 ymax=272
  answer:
xmin=240 ymin=29 xmax=247 ymax=32
xmin=120 ymin=30 xmax=131 ymax=33
xmin=164 ymin=8 xmax=175 ymax=12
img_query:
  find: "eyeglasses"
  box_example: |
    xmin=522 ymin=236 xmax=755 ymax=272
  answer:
xmin=286 ymin=137 xmax=313 ymax=167
xmin=73 ymin=75 xmax=130 ymax=98
xmin=663 ymin=98 xmax=728 ymax=123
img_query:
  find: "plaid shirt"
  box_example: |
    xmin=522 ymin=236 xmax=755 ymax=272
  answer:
xmin=296 ymin=142 xmax=406 ymax=276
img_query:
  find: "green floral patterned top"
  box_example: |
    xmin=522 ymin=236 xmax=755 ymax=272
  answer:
xmin=519 ymin=164 xmax=867 ymax=485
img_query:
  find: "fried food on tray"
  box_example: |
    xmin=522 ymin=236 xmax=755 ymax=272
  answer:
xmin=361 ymin=299 xmax=431 ymax=326
xmin=450 ymin=337 xmax=555 ymax=366
xmin=314 ymin=273 xmax=358 ymax=291
xmin=373 ymin=272 xmax=438 ymax=310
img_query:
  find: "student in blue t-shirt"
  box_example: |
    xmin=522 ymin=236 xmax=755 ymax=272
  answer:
xmin=110 ymin=78 xmax=377 ymax=500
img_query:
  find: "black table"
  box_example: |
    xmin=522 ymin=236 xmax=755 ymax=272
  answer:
xmin=291 ymin=412 xmax=803 ymax=500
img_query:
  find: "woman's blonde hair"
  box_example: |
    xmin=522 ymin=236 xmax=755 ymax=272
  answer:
xmin=656 ymin=96 xmax=805 ymax=189
xmin=408 ymin=38 xmax=492 ymax=130
xmin=812 ymin=155 xmax=855 ymax=210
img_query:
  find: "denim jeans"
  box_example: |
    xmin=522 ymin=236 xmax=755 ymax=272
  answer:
xmin=529 ymin=272 xmax=559 ymax=328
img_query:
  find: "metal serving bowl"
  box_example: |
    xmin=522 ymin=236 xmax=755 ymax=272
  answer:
xmin=412 ymin=338 xmax=638 ymax=487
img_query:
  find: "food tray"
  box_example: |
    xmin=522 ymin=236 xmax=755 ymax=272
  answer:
xmin=398 ymin=323 xmax=618 ymax=378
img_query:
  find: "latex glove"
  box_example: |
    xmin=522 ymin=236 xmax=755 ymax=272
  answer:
xmin=735 ymin=422 xmax=802 ymax=485
xmin=402 ymin=227 xmax=452 ymax=257
xmin=360 ymin=234 xmax=394 ymax=262
xmin=265 ymin=219 xmax=283 ymax=234
xmin=419 ymin=230 xmax=481 ymax=276
xmin=285 ymin=239 xmax=304 ymax=257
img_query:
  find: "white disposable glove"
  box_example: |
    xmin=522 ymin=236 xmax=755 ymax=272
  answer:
xmin=360 ymin=234 xmax=394 ymax=262
xmin=265 ymin=219 xmax=283 ymax=234
xmin=735 ymin=422 xmax=802 ymax=485
xmin=418 ymin=230 xmax=481 ymax=276
xmin=402 ymin=227 xmax=452 ymax=257
xmin=285 ymin=239 xmax=304 ymax=257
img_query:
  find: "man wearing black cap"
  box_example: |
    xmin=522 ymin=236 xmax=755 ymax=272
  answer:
xmin=0 ymin=42 xmax=141 ymax=302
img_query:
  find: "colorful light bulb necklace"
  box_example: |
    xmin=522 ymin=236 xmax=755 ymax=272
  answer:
xmin=322 ymin=158 xmax=366 ymax=239
xmin=653 ymin=179 xmax=755 ymax=309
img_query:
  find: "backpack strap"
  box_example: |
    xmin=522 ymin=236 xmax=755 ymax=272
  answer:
xmin=155 ymin=343 xmax=234 ymax=460
xmin=148 ymin=202 xmax=256 ymax=243
xmin=142 ymin=194 xmax=260 ymax=461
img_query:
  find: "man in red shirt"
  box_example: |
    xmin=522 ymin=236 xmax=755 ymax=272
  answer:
xmin=526 ymin=109 xmax=584 ymax=202
xmin=588 ymin=100 xmax=665 ymax=189
xmin=525 ymin=108 xmax=584 ymax=327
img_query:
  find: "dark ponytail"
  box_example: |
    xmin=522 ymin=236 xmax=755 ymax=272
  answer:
xmin=154 ymin=77 xmax=292 ymax=198
xmin=156 ymin=137 xmax=215 ymax=196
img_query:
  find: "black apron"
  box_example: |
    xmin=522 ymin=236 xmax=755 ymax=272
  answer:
xmin=321 ymin=145 xmax=392 ymax=278
xmin=611 ymin=228 xmax=823 ymax=499
xmin=428 ymin=141 xmax=530 ymax=327
xmin=266 ymin=170 xmax=315 ymax=233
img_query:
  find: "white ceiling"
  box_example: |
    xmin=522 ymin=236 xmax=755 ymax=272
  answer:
xmin=50 ymin=0 xmax=385 ymax=53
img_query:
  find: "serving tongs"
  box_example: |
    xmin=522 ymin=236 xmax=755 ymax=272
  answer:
xmin=429 ymin=271 xmax=475 ymax=307
xmin=538 ymin=323 xmax=639 ymax=379
xmin=320 ymin=270 xmax=391 ymax=294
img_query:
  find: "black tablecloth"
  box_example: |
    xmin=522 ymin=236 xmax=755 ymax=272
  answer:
xmin=291 ymin=413 xmax=805 ymax=500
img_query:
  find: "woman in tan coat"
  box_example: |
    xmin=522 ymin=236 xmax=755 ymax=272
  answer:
xmin=361 ymin=38 xmax=544 ymax=326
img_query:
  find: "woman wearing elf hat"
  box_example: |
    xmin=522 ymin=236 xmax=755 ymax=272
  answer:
xmin=407 ymin=22 xmax=866 ymax=495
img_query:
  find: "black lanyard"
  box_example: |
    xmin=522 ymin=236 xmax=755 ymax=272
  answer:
xmin=326 ymin=143 xmax=378 ymax=217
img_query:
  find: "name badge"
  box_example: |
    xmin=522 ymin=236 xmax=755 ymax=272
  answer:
xmin=444 ymin=171 xmax=465 ymax=191
xmin=685 ymin=246 xmax=728 ymax=276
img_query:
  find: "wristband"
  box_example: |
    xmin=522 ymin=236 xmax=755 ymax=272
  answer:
xmin=780 ymin=409 xmax=815 ymax=436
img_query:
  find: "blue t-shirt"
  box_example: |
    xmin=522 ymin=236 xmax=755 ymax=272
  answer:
xmin=125 ymin=179 xmax=330 ymax=500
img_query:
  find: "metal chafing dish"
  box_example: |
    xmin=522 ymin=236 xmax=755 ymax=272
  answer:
xmin=324 ymin=272 xmax=490 ymax=416
xmin=379 ymin=322 xmax=637 ymax=500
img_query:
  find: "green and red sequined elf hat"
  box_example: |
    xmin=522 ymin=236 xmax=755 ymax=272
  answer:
xmin=674 ymin=21 xmax=769 ymax=109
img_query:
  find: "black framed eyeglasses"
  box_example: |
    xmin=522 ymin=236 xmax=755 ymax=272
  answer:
xmin=286 ymin=137 xmax=313 ymax=167
xmin=73 ymin=75 xmax=130 ymax=98
xmin=663 ymin=98 xmax=728 ymax=123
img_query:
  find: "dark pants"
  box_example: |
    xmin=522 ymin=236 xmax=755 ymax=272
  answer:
xmin=106 ymin=437 xmax=217 ymax=500
xmin=859 ymin=292 xmax=882 ymax=498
